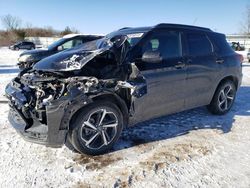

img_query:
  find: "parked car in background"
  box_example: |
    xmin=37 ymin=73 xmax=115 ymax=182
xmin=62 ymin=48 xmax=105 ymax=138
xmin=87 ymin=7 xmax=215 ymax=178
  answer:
xmin=228 ymin=42 xmax=247 ymax=62
xmin=9 ymin=41 xmax=35 ymax=51
xmin=229 ymin=42 xmax=245 ymax=51
xmin=17 ymin=34 xmax=103 ymax=69
xmin=5 ymin=24 xmax=242 ymax=155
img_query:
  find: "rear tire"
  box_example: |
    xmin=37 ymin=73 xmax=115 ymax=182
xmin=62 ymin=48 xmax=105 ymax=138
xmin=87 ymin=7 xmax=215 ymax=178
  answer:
xmin=69 ymin=101 xmax=123 ymax=155
xmin=207 ymin=80 xmax=236 ymax=115
xmin=15 ymin=47 xmax=19 ymax=50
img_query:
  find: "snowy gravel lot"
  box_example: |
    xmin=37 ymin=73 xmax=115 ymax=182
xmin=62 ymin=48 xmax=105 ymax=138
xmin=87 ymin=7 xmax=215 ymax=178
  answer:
xmin=0 ymin=47 xmax=250 ymax=188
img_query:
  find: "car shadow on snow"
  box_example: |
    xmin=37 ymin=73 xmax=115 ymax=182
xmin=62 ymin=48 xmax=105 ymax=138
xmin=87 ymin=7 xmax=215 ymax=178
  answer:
xmin=112 ymin=86 xmax=250 ymax=151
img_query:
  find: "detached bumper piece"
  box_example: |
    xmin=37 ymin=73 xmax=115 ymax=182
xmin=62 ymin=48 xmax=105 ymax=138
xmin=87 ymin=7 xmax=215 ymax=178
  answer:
xmin=5 ymin=82 xmax=67 ymax=148
xmin=8 ymin=107 xmax=48 ymax=143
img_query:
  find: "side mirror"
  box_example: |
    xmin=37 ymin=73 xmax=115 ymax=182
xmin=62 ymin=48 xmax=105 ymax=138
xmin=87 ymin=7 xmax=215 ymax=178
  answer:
xmin=57 ymin=46 xmax=63 ymax=51
xmin=142 ymin=51 xmax=162 ymax=63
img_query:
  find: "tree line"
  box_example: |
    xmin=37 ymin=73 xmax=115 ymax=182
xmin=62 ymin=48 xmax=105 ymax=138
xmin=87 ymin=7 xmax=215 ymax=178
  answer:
xmin=0 ymin=14 xmax=79 ymax=46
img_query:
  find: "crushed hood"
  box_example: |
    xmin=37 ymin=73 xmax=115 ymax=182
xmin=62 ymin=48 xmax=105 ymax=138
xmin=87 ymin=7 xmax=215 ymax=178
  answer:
xmin=33 ymin=36 xmax=128 ymax=72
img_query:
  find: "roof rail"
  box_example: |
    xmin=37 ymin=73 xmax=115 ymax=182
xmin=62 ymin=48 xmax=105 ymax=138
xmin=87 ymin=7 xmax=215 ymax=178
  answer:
xmin=154 ymin=23 xmax=212 ymax=32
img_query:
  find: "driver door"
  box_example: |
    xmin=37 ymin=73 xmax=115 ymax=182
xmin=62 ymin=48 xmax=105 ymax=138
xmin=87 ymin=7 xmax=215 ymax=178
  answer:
xmin=130 ymin=30 xmax=187 ymax=124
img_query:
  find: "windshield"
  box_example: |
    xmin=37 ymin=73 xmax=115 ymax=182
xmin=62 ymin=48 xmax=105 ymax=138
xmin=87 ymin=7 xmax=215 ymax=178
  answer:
xmin=106 ymin=31 xmax=144 ymax=47
xmin=126 ymin=33 xmax=144 ymax=46
xmin=48 ymin=38 xmax=67 ymax=50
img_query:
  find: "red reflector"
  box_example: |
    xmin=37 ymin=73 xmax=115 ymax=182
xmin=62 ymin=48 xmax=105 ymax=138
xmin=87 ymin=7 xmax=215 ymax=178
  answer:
xmin=236 ymin=53 xmax=244 ymax=63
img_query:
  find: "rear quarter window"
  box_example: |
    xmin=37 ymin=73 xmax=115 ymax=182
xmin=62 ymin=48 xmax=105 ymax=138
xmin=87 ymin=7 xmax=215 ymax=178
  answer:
xmin=209 ymin=33 xmax=234 ymax=55
xmin=187 ymin=33 xmax=213 ymax=56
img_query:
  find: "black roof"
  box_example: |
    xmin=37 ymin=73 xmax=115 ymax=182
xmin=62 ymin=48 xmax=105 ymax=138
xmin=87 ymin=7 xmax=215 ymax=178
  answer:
xmin=118 ymin=23 xmax=212 ymax=33
xmin=155 ymin=23 xmax=212 ymax=32
xmin=107 ymin=23 xmax=213 ymax=39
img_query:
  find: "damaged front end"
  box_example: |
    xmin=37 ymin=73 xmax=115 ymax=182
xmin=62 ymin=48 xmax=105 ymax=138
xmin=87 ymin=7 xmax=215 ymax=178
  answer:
xmin=5 ymin=36 xmax=147 ymax=147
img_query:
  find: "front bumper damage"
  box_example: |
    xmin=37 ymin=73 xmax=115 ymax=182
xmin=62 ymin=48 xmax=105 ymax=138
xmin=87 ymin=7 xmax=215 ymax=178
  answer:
xmin=5 ymin=80 xmax=93 ymax=147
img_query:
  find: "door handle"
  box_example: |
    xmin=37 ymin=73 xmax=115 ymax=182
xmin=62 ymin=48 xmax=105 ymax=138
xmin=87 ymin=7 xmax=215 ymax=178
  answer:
xmin=216 ymin=59 xmax=224 ymax=64
xmin=175 ymin=62 xmax=185 ymax=69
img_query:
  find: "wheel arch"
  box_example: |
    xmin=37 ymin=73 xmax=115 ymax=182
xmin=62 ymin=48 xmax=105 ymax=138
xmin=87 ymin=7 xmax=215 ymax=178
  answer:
xmin=68 ymin=93 xmax=130 ymax=130
xmin=210 ymin=75 xmax=238 ymax=103
xmin=218 ymin=75 xmax=238 ymax=90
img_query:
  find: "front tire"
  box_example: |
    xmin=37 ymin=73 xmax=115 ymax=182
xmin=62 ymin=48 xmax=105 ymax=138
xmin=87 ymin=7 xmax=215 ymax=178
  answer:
xmin=207 ymin=80 xmax=236 ymax=115
xmin=69 ymin=101 xmax=123 ymax=155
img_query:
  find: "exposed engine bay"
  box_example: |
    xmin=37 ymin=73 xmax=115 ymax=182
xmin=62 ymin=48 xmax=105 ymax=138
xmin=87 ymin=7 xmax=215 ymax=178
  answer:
xmin=11 ymin=69 xmax=142 ymax=123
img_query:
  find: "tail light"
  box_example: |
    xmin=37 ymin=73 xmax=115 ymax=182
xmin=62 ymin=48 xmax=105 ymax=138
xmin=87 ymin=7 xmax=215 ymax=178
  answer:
xmin=236 ymin=53 xmax=244 ymax=63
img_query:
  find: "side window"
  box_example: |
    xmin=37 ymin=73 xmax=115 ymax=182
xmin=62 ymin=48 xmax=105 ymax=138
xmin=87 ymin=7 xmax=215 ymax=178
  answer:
xmin=210 ymin=34 xmax=234 ymax=55
xmin=62 ymin=39 xmax=83 ymax=49
xmin=62 ymin=40 xmax=73 ymax=49
xmin=73 ymin=39 xmax=83 ymax=47
xmin=187 ymin=33 xmax=213 ymax=56
xmin=135 ymin=31 xmax=181 ymax=71
xmin=150 ymin=39 xmax=159 ymax=50
xmin=142 ymin=31 xmax=181 ymax=59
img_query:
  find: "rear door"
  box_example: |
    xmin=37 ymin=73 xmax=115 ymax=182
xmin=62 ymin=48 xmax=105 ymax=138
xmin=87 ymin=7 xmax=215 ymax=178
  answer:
xmin=184 ymin=32 xmax=220 ymax=109
xmin=130 ymin=30 xmax=187 ymax=124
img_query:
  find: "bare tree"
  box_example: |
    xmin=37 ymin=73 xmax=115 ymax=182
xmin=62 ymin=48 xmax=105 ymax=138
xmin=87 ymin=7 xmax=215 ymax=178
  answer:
xmin=1 ymin=14 xmax=22 ymax=31
xmin=240 ymin=5 xmax=250 ymax=34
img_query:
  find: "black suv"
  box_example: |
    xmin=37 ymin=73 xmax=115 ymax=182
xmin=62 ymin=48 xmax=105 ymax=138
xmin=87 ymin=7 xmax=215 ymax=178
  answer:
xmin=5 ymin=24 xmax=242 ymax=155
xmin=9 ymin=41 xmax=35 ymax=51
xmin=17 ymin=34 xmax=102 ymax=69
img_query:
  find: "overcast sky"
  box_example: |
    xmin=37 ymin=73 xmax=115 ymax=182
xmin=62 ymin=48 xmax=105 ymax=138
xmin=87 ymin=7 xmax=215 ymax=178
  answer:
xmin=0 ymin=0 xmax=249 ymax=35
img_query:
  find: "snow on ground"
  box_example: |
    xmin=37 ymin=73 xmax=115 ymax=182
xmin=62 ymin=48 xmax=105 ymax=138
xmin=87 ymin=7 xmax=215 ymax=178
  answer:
xmin=0 ymin=47 xmax=23 ymax=66
xmin=0 ymin=47 xmax=22 ymax=101
xmin=0 ymin=48 xmax=250 ymax=188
